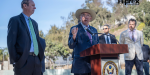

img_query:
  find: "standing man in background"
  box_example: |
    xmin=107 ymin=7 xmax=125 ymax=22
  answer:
xmin=99 ymin=24 xmax=117 ymax=44
xmin=39 ymin=37 xmax=46 ymax=75
xmin=119 ymin=19 xmax=144 ymax=75
xmin=7 ymin=0 xmax=44 ymax=75
xmin=142 ymin=44 xmax=150 ymax=75
xmin=99 ymin=24 xmax=118 ymax=59
xmin=68 ymin=8 xmax=99 ymax=75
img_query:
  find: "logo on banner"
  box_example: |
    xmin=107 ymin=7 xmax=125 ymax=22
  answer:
xmin=118 ymin=0 xmax=139 ymax=5
xmin=102 ymin=61 xmax=118 ymax=75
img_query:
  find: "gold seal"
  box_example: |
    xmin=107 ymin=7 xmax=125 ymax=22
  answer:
xmin=102 ymin=61 xmax=118 ymax=75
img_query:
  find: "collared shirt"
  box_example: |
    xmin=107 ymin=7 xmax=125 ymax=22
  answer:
xmin=128 ymin=29 xmax=137 ymax=42
xmin=104 ymin=33 xmax=111 ymax=44
xmin=22 ymin=13 xmax=35 ymax=52
xmin=81 ymin=22 xmax=92 ymax=39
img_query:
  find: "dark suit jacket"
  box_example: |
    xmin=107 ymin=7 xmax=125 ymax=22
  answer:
xmin=7 ymin=13 xmax=44 ymax=68
xmin=68 ymin=23 xmax=99 ymax=73
xmin=99 ymin=34 xmax=118 ymax=59
xmin=39 ymin=37 xmax=46 ymax=73
xmin=99 ymin=34 xmax=117 ymax=44
xmin=142 ymin=44 xmax=150 ymax=62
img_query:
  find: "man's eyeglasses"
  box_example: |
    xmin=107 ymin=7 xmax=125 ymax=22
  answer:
xmin=103 ymin=28 xmax=108 ymax=30
xmin=81 ymin=14 xmax=91 ymax=17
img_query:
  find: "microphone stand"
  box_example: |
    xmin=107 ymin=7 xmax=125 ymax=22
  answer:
xmin=85 ymin=27 xmax=120 ymax=44
xmin=107 ymin=34 xmax=120 ymax=44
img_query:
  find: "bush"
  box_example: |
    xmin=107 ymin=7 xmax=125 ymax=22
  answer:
xmin=137 ymin=23 xmax=145 ymax=31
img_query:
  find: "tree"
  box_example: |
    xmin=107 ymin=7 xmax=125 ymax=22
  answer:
xmin=128 ymin=0 xmax=150 ymax=46
xmin=0 ymin=49 xmax=3 ymax=62
xmin=44 ymin=25 xmax=71 ymax=63
xmin=0 ymin=47 xmax=8 ymax=62
xmin=84 ymin=0 xmax=113 ymax=31
xmin=39 ymin=30 xmax=44 ymax=39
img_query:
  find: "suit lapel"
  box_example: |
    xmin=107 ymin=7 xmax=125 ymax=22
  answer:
xmin=92 ymin=35 xmax=94 ymax=45
xmin=126 ymin=29 xmax=140 ymax=43
xmin=20 ymin=13 xmax=31 ymax=40
xmin=126 ymin=30 xmax=133 ymax=42
xmin=102 ymin=34 xmax=106 ymax=44
xmin=78 ymin=23 xmax=92 ymax=45
xmin=89 ymin=26 xmax=95 ymax=45
xmin=110 ymin=34 xmax=113 ymax=43
xmin=135 ymin=30 xmax=140 ymax=42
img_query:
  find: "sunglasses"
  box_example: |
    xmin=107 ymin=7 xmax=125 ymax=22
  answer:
xmin=103 ymin=28 xmax=108 ymax=30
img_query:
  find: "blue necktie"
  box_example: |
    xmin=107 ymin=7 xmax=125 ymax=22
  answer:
xmin=107 ymin=35 xmax=110 ymax=44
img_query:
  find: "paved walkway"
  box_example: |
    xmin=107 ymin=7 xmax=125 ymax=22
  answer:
xmin=0 ymin=69 xmax=146 ymax=75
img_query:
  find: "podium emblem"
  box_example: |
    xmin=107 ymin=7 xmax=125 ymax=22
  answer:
xmin=102 ymin=61 xmax=118 ymax=75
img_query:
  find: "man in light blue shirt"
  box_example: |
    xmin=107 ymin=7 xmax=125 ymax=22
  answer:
xmin=7 ymin=0 xmax=44 ymax=75
xmin=22 ymin=12 xmax=35 ymax=52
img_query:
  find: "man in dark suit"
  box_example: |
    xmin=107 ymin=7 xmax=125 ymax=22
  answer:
xmin=142 ymin=44 xmax=150 ymax=75
xmin=99 ymin=25 xmax=117 ymax=59
xmin=39 ymin=37 xmax=46 ymax=75
xmin=99 ymin=25 xmax=117 ymax=44
xmin=68 ymin=8 xmax=99 ymax=75
xmin=7 ymin=0 xmax=44 ymax=75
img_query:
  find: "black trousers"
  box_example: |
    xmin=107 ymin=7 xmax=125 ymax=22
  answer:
xmin=41 ymin=72 xmax=43 ymax=75
xmin=14 ymin=55 xmax=41 ymax=75
xmin=125 ymin=55 xmax=143 ymax=75
xmin=74 ymin=73 xmax=91 ymax=75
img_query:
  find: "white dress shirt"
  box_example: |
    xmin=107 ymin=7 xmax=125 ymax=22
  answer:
xmin=128 ymin=29 xmax=137 ymax=42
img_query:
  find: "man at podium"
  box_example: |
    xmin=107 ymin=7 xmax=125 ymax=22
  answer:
xmin=68 ymin=7 xmax=99 ymax=75
xmin=120 ymin=19 xmax=144 ymax=75
xmin=99 ymin=24 xmax=117 ymax=44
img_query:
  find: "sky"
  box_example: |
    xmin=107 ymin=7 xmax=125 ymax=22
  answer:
xmin=0 ymin=0 xmax=114 ymax=48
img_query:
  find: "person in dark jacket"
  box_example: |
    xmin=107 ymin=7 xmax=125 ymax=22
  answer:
xmin=7 ymin=0 xmax=44 ymax=75
xmin=99 ymin=25 xmax=117 ymax=44
xmin=68 ymin=8 xmax=99 ymax=75
xmin=142 ymin=44 xmax=150 ymax=75
xmin=99 ymin=25 xmax=118 ymax=59
xmin=39 ymin=37 xmax=46 ymax=75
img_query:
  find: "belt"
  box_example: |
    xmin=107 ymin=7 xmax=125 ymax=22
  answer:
xmin=29 ymin=52 xmax=37 ymax=56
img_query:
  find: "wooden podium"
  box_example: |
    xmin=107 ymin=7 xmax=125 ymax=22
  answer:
xmin=80 ymin=44 xmax=128 ymax=75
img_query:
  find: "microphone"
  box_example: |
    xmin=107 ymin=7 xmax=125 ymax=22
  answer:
xmin=84 ymin=27 xmax=120 ymax=44
xmin=85 ymin=27 xmax=103 ymax=35
xmin=85 ymin=27 xmax=94 ymax=36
